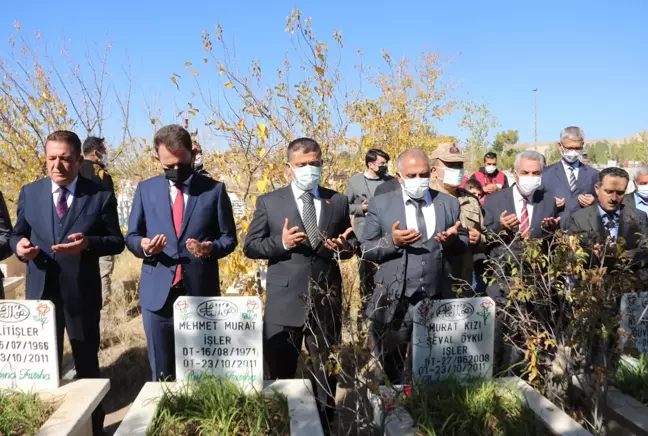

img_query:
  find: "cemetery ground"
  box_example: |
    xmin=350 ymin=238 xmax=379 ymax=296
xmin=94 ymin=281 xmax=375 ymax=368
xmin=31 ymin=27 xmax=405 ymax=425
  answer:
xmin=7 ymin=252 xmax=368 ymax=435
xmin=5 ymin=238 xmax=648 ymax=436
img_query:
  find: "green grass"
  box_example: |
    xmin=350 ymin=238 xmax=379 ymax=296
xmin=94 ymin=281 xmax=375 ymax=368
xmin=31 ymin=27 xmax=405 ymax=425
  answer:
xmin=0 ymin=390 xmax=57 ymax=435
xmin=406 ymin=378 xmax=542 ymax=436
xmin=148 ymin=376 xmax=290 ymax=436
xmin=616 ymin=354 xmax=648 ymax=404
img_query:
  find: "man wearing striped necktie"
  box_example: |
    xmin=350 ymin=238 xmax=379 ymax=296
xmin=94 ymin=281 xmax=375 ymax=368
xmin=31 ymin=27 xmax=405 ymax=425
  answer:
xmin=541 ymin=126 xmax=599 ymax=228
xmin=244 ymin=138 xmax=357 ymax=432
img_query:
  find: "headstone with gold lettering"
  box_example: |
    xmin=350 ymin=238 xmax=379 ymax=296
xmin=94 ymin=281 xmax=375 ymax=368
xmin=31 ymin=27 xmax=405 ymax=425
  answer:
xmin=412 ymin=297 xmax=495 ymax=382
xmin=0 ymin=300 xmax=59 ymax=390
xmin=174 ymin=296 xmax=263 ymax=390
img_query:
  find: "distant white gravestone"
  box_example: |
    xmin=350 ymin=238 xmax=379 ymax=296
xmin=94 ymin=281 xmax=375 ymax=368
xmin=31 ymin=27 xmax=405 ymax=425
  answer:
xmin=620 ymin=292 xmax=648 ymax=352
xmin=174 ymin=296 xmax=263 ymax=391
xmin=0 ymin=300 xmax=59 ymax=390
xmin=412 ymin=297 xmax=495 ymax=382
xmin=227 ymin=192 xmax=245 ymax=218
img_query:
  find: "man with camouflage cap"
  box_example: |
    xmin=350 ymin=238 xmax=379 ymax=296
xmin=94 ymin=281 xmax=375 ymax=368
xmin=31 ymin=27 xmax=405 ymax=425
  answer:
xmin=430 ymin=142 xmax=486 ymax=293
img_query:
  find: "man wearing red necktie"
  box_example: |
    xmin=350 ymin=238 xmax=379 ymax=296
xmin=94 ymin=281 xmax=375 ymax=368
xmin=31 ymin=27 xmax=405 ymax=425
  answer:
xmin=126 ymin=125 xmax=237 ymax=381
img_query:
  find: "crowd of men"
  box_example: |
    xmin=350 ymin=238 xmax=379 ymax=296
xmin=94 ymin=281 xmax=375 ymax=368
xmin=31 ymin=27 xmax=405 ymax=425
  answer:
xmin=0 ymin=124 xmax=647 ymax=434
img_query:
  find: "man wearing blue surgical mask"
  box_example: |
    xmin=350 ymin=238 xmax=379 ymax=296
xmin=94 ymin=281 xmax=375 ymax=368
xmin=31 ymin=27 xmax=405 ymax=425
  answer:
xmin=430 ymin=142 xmax=486 ymax=292
xmin=244 ymin=137 xmax=357 ymax=432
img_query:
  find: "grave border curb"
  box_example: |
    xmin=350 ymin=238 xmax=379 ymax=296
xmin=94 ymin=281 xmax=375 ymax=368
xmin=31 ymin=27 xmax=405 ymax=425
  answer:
xmin=35 ymin=378 xmax=110 ymax=436
xmin=114 ymin=379 xmax=324 ymax=436
xmin=368 ymin=376 xmax=592 ymax=436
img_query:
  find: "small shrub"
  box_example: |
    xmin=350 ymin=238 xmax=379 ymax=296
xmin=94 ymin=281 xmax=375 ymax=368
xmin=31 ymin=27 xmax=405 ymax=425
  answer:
xmin=0 ymin=390 xmax=57 ymax=435
xmin=616 ymin=354 xmax=648 ymax=404
xmin=406 ymin=378 xmax=541 ymax=436
xmin=148 ymin=376 xmax=290 ymax=436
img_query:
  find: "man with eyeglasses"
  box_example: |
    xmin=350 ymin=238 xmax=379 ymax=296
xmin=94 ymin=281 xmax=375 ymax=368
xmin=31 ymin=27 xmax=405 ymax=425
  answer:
xmin=542 ymin=126 xmax=599 ymax=228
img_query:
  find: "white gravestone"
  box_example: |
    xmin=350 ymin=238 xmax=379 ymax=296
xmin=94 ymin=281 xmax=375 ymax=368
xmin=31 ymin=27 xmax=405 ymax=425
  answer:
xmin=620 ymin=292 xmax=648 ymax=352
xmin=0 ymin=300 xmax=59 ymax=390
xmin=227 ymin=192 xmax=245 ymax=218
xmin=174 ymin=296 xmax=263 ymax=391
xmin=412 ymin=297 xmax=495 ymax=382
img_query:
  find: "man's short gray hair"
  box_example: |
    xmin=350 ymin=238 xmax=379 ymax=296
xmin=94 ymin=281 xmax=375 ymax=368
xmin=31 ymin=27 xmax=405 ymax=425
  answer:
xmin=514 ymin=150 xmax=545 ymax=171
xmin=560 ymin=126 xmax=585 ymax=142
xmin=634 ymin=165 xmax=648 ymax=181
xmin=397 ymin=148 xmax=430 ymax=173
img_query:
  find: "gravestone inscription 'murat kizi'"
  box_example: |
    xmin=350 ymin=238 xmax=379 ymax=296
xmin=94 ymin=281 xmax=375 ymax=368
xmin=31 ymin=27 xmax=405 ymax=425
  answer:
xmin=174 ymin=296 xmax=263 ymax=390
xmin=0 ymin=300 xmax=59 ymax=390
xmin=620 ymin=292 xmax=648 ymax=353
xmin=412 ymin=297 xmax=495 ymax=382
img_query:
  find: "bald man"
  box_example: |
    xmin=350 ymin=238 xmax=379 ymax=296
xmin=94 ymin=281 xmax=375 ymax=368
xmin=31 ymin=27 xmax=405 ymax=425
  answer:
xmin=360 ymin=148 xmax=468 ymax=383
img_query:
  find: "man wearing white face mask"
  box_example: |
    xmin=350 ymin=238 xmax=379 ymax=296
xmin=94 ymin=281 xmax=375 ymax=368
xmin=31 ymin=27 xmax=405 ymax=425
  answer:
xmin=361 ymin=148 xmax=468 ymax=384
xmin=430 ymin=142 xmax=486 ymax=291
xmin=484 ymin=150 xmax=560 ymax=275
xmin=244 ymin=137 xmax=356 ymax=431
xmin=483 ymin=150 xmax=559 ymax=375
xmin=192 ymin=140 xmax=210 ymax=177
xmin=623 ymin=165 xmax=648 ymax=217
xmin=542 ymin=126 xmax=599 ymax=228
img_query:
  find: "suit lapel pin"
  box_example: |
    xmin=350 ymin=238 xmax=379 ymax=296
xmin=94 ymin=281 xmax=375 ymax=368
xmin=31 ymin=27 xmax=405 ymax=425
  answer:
xmin=325 ymin=200 xmax=331 ymax=205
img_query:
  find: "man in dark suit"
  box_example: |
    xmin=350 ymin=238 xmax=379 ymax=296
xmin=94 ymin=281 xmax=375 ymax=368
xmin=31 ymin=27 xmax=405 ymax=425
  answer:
xmin=484 ymin=150 xmax=560 ymax=267
xmin=0 ymin=190 xmax=13 ymax=299
xmin=483 ymin=150 xmax=560 ymax=374
xmin=80 ymin=136 xmax=116 ymax=306
xmin=361 ymin=148 xmax=468 ymax=384
xmin=373 ymin=176 xmax=400 ymax=196
xmin=568 ymin=167 xmax=648 ymax=286
xmin=244 ymin=138 xmax=356 ymax=430
xmin=126 ymin=124 xmax=237 ymax=381
xmin=10 ymin=130 xmax=124 ymax=435
xmin=541 ymin=126 xmax=598 ymax=228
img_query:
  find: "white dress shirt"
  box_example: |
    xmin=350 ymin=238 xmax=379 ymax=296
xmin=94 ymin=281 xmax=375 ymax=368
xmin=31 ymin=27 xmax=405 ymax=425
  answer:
xmin=291 ymin=183 xmax=322 ymax=224
xmin=143 ymin=175 xmax=193 ymax=257
xmin=51 ymin=177 xmax=78 ymax=209
xmin=168 ymin=175 xmax=193 ymax=207
xmin=513 ymin=185 xmax=534 ymax=225
xmin=561 ymin=159 xmax=580 ymax=182
xmin=402 ymin=187 xmax=435 ymax=240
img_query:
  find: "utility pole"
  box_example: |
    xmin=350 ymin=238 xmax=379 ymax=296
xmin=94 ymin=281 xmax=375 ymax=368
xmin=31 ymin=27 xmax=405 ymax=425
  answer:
xmin=533 ymin=88 xmax=538 ymax=144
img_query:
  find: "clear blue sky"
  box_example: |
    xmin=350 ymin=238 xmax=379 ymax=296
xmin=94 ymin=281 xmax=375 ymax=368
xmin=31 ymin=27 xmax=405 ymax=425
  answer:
xmin=3 ymin=0 xmax=647 ymax=146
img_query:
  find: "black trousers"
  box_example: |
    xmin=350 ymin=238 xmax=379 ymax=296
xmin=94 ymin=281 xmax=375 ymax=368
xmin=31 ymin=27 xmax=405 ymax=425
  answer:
xmin=142 ymin=285 xmax=186 ymax=381
xmin=44 ymin=287 xmax=103 ymax=436
xmin=369 ymin=291 xmax=436 ymax=384
xmin=265 ymin=311 xmax=340 ymax=432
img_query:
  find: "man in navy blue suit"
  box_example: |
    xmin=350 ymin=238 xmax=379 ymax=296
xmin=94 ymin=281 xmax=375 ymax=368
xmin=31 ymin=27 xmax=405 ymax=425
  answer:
xmin=541 ymin=126 xmax=599 ymax=228
xmin=126 ymin=124 xmax=237 ymax=381
xmin=11 ymin=130 xmax=125 ymax=435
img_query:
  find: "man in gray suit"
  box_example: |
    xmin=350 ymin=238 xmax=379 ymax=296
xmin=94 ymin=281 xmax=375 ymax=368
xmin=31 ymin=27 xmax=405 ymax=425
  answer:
xmin=244 ymin=137 xmax=356 ymax=430
xmin=541 ymin=126 xmax=598 ymax=228
xmin=361 ymin=148 xmax=468 ymax=383
xmin=344 ymin=148 xmax=394 ymax=321
xmin=0 ymin=190 xmax=13 ymax=299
